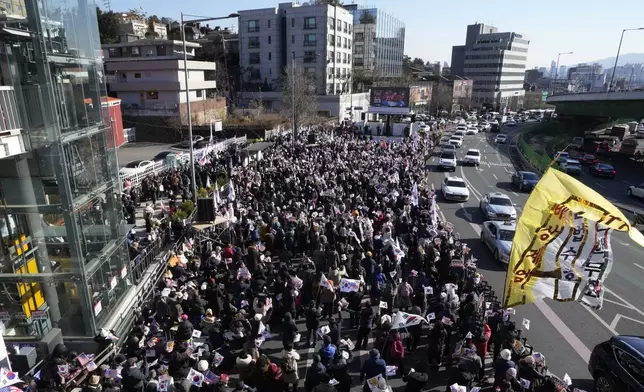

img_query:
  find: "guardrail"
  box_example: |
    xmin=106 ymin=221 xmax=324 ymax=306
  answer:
xmin=118 ymin=136 xmax=247 ymax=189
xmin=517 ymin=134 xmax=552 ymax=173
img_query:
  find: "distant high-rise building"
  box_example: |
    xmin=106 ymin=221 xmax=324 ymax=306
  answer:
xmin=558 ymin=65 xmax=568 ymax=79
xmin=443 ymin=61 xmax=449 ymax=68
xmin=549 ymin=60 xmax=556 ymax=78
xmin=344 ymin=4 xmax=405 ymax=78
xmin=450 ymin=23 xmax=529 ymax=110
xmin=567 ymin=63 xmax=605 ymax=92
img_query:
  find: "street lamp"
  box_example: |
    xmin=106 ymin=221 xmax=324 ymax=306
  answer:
xmin=608 ymin=27 xmax=644 ymax=92
xmin=180 ymin=12 xmax=239 ymax=202
xmin=552 ymin=51 xmax=573 ymax=95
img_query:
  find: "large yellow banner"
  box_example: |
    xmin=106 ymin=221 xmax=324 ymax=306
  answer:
xmin=503 ymin=168 xmax=644 ymax=309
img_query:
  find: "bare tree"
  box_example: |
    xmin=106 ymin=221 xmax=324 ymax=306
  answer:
xmin=281 ymin=67 xmax=319 ymax=138
xmin=432 ymin=83 xmax=453 ymax=115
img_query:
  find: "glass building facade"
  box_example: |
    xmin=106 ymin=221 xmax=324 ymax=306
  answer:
xmin=348 ymin=6 xmax=405 ymax=78
xmin=0 ymin=0 xmax=130 ymax=339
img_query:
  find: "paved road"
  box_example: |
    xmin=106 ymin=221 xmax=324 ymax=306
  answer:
xmin=117 ymin=142 xmax=176 ymax=167
xmin=423 ymin=124 xmax=644 ymax=390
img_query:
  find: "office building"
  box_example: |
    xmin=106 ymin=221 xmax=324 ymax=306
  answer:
xmin=450 ymin=23 xmax=529 ymax=110
xmin=237 ymin=2 xmax=369 ymax=121
xmin=0 ymin=0 xmax=136 ymax=343
xmin=549 ymin=60 xmax=556 ymax=78
xmin=567 ymin=63 xmax=605 ymax=92
xmin=103 ymin=38 xmax=226 ymax=140
xmin=343 ymin=5 xmax=405 ymax=78
xmin=524 ymin=69 xmax=543 ymax=86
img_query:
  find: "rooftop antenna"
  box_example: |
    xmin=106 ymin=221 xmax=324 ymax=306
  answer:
xmin=103 ymin=0 xmax=111 ymax=10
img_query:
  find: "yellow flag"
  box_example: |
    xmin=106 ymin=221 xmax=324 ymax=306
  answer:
xmin=503 ymin=168 xmax=644 ymax=309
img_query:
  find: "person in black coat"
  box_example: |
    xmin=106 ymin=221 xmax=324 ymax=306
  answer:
xmin=305 ymin=301 xmax=322 ymax=347
xmin=328 ymin=317 xmax=342 ymax=347
xmin=174 ymin=315 xmax=194 ymax=342
xmin=403 ymin=361 xmax=429 ymax=392
xmin=282 ymin=312 xmax=299 ymax=349
xmin=356 ymin=301 xmax=374 ymax=350
xmin=304 ymin=354 xmax=328 ymax=392
xmin=122 ymin=358 xmax=147 ymax=392
xmin=283 ymin=286 xmax=298 ymax=319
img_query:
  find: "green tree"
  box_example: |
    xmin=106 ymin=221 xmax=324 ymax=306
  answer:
xmin=96 ymin=7 xmax=120 ymax=44
xmin=161 ymin=17 xmax=174 ymax=25
xmin=147 ymin=14 xmax=160 ymax=24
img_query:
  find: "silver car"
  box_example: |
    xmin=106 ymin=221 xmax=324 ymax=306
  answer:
xmin=480 ymin=220 xmax=516 ymax=264
xmin=480 ymin=192 xmax=517 ymax=220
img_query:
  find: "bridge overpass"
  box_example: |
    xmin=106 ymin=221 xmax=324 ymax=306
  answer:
xmin=546 ymin=91 xmax=644 ymax=119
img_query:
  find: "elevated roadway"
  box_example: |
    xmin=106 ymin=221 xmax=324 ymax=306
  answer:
xmin=546 ymin=90 xmax=644 ymax=119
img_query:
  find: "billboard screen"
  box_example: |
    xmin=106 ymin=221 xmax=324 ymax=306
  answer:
xmin=410 ymin=86 xmax=431 ymax=104
xmin=369 ymin=87 xmax=410 ymax=114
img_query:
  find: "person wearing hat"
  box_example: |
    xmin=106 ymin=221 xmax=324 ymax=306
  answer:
xmin=82 ymin=374 xmax=102 ymax=392
xmin=517 ymin=355 xmax=545 ymax=385
xmin=359 ymin=349 xmax=386 ymax=392
xmin=494 ymin=349 xmax=516 ymax=388
xmin=174 ymin=314 xmax=194 ymax=343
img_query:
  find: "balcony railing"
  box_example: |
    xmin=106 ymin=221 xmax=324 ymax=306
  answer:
xmin=121 ymin=102 xmax=179 ymax=116
xmin=0 ymin=86 xmax=22 ymax=132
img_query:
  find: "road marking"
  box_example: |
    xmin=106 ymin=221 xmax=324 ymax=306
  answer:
xmin=595 ymin=182 xmax=605 ymax=189
xmin=604 ymin=287 xmax=644 ymax=319
xmin=634 ymin=263 xmax=644 ymax=271
xmin=460 ymin=203 xmax=473 ymax=222
xmin=603 ymin=298 xmax=636 ymax=309
xmin=581 ymin=305 xmax=619 ymax=335
xmin=622 ymin=180 xmax=634 ymax=186
xmin=469 ymin=222 xmax=481 ymax=236
xmin=512 ymin=192 xmax=520 ymax=197
xmin=492 ymin=173 xmax=498 ymax=180
xmin=534 ymin=300 xmax=592 ymax=364
xmin=610 ymin=314 xmax=644 ymax=330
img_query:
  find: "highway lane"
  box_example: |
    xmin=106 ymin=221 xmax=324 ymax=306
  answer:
xmin=426 ymin=124 xmax=644 ymax=388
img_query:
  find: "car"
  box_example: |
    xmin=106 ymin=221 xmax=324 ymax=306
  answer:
xmin=637 ymin=124 xmax=644 ymax=139
xmin=628 ymin=183 xmax=644 ymax=198
xmin=441 ymin=143 xmax=456 ymax=154
xmin=590 ymin=163 xmax=616 ymax=179
xmin=119 ymin=160 xmax=155 ymax=176
xmin=579 ymin=153 xmax=598 ymax=166
xmin=440 ymin=136 xmax=452 ymax=145
xmin=571 ymin=136 xmax=584 ymax=149
xmin=490 ymin=123 xmax=501 ymax=132
xmin=439 ymin=151 xmax=457 ymax=171
xmin=558 ymin=159 xmax=582 ymax=176
xmin=454 ymin=130 xmax=466 ymax=138
xmin=449 ymin=136 xmax=463 ymax=148
xmin=442 ymin=176 xmax=469 ymax=201
xmin=480 ymin=220 xmax=516 ymax=264
xmin=461 ymin=149 xmax=481 ymax=166
xmin=480 ymin=192 xmax=517 ymax=221
xmin=555 ymin=151 xmax=570 ymax=164
xmin=153 ymin=151 xmax=183 ymax=162
xmin=589 ymin=335 xmax=644 ymax=392
xmin=456 ymin=125 xmax=468 ymax=132
xmin=494 ymin=134 xmax=508 ymax=144
xmin=507 ymin=120 xmax=517 ymax=126
xmin=511 ymin=171 xmax=539 ymax=192
xmin=466 ymin=127 xmax=479 ymax=135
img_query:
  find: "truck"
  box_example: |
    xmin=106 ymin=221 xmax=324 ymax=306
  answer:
xmin=495 ymin=115 xmax=508 ymax=125
xmin=610 ymin=124 xmax=630 ymax=141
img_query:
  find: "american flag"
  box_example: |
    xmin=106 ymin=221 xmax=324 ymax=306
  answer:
xmin=0 ymin=386 xmax=24 ymax=392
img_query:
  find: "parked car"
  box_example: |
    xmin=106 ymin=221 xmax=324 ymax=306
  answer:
xmin=590 ymin=163 xmax=616 ymax=179
xmin=589 ymin=335 xmax=644 ymax=392
xmin=119 ymin=160 xmax=155 ymax=176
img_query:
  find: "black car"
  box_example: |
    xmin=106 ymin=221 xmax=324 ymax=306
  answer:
xmin=580 ymin=153 xmax=599 ymax=166
xmin=590 ymin=163 xmax=616 ymax=179
xmin=589 ymin=335 xmax=644 ymax=392
xmin=511 ymin=171 xmax=539 ymax=192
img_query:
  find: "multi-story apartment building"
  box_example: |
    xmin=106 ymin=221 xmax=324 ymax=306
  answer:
xmin=102 ymin=38 xmax=225 ymax=139
xmin=118 ymin=19 xmax=168 ymax=40
xmin=0 ymin=0 xmax=136 ymax=346
xmin=237 ymin=2 xmax=369 ymax=120
xmin=343 ymin=5 xmax=405 ymax=79
xmin=451 ymin=23 xmax=529 ymax=110
xmin=567 ymin=63 xmax=606 ymax=92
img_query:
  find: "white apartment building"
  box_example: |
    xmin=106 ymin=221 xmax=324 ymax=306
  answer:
xmin=119 ymin=20 xmax=168 ymax=40
xmin=459 ymin=23 xmax=529 ymax=110
xmin=238 ymin=2 xmax=354 ymax=96
xmin=102 ymin=39 xmax=217 ymax=118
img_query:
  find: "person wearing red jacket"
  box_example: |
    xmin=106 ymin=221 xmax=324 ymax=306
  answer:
xmin=388 ymin=330 xmax=405 ymax=377
xmin=474 ymin=323 xmax=492 ymax=381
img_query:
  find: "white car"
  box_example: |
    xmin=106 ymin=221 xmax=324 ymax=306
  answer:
xmin=439 ymin=151 xmax=457 ymax=171
xmin=462 ymin=149 xmax=481 ymax=166
xmin=495 ymin=134 xmax=508 ymax=144
xmin=449 ymin=136 xmax=463 ymax=148
xmin=441 ymin=144 xmax=456 ymax=154
xmin=119 ymin=160 xmax=155 ymax=176
xmin=466 ymin=127 xmax=479 ymax=135
xmin=456 ymin=125 xmax=467 ymax=132
xmin=481 ymin=220 xmax=516 ymax=264
xmin=442 ymin=176 xmax=470 ymax=201
xmin=480 ymin=192 xmax=517 ymax=220
xmin=454 ymin=130 xmax=466 ymax=138
xmin=440 ymin=136 xmax=452 ymax=146
xmin=558 ymin=159 xmax=582 ymax=176
xmin=628 ymin=183 xmax=644 ymax=198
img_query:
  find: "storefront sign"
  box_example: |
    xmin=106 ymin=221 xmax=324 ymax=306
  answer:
xmin=31 ymin=310 xmax=48 ymax=320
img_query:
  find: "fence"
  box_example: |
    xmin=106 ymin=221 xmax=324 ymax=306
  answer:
xmin=518 ymin=135 xmax=552 ymax=173
xmin=118 ymin=136 xmax=247 ymax=189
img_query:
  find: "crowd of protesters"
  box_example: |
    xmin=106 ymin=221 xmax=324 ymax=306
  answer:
xmin=35 ymin=127 xmax=555 ymax=392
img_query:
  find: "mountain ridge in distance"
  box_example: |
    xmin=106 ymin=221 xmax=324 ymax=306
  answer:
xmin=563 ymin=53 xmax=644 ymax=68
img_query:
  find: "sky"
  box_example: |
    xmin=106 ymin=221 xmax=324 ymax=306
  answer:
xmin=102 ymin=0 xmax=644 ymax=68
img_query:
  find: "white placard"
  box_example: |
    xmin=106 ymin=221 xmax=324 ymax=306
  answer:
xmin=423 ymin=286 xmax=433 ymax=295
xmin=379 ymin=301 xmax=388 ymax=309
xmin=385 ymin=366 xmax=397 ymax=376
xmin=192 ymin=330 xmax=202 ymax=338
xmin=426 ymin=312 xmax=435 ymax=321
xmin=522 ymin=318 xmax=530 ymax=331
